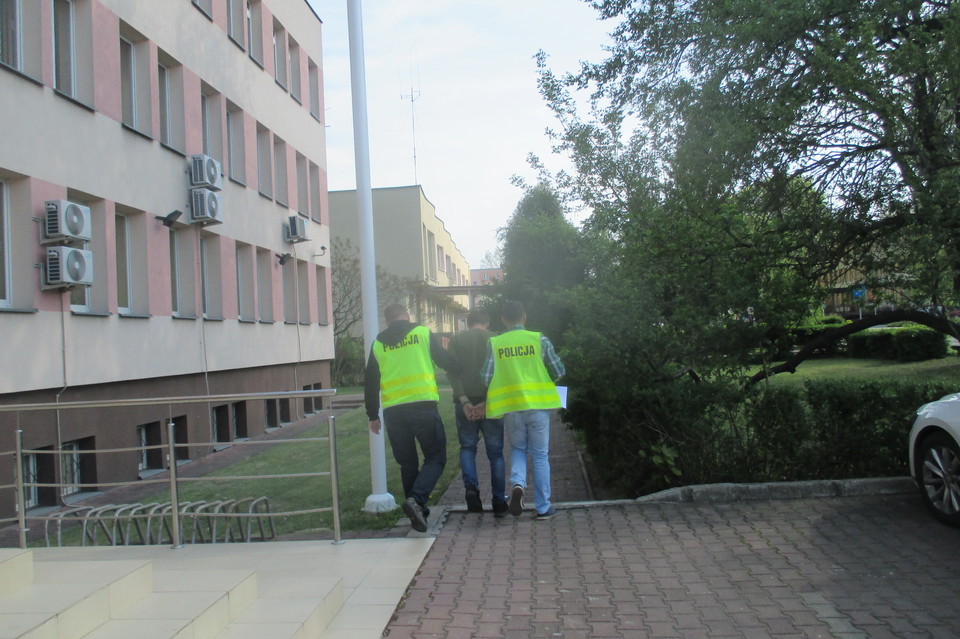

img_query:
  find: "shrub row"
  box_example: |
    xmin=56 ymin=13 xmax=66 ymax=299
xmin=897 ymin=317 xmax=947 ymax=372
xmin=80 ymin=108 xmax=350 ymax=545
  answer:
xmin=847 ymin=324 xmax=949 ymax=361
xmin=572 ymin=378 xmax=958 ymax=498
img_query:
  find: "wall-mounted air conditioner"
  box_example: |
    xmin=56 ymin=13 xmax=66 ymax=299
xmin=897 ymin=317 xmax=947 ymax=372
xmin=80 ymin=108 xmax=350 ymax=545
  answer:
xmin=43 ymin=200 xmax=92 ymax=244
xmin=190 ymin=188 xmax=223 ymax=225
xmin=44 ymin=246 xmax=94 ymax=288
xmin=283 ymin=215 xmax=309 ymax=243
xmin=189 ymin=154 xmax=222 ymax=191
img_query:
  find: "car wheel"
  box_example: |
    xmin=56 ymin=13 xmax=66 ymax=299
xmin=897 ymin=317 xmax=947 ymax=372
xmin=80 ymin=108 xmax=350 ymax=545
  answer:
xmin=917 ymin=432 xmax=960 ymax=527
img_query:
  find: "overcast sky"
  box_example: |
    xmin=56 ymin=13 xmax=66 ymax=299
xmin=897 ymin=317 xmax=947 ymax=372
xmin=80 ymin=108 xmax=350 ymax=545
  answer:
xmin=307 ymin=1 xmax=613 ymax=267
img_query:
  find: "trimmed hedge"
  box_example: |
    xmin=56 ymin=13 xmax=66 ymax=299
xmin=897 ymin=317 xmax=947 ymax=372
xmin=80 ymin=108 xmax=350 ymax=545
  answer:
xmin=574 ymin=377 xmax=958 ymax=498
xmin=846 ymin=324 xmax=948 ymax=361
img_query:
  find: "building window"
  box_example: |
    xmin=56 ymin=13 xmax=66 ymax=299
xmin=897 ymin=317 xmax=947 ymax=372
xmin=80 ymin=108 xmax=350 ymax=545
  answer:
xmin=256 ymin=123 xmax=272 ymax=197
xmin=119 ymin=36 xmax=136 ymax=127
xmin=256 ymin=248 xmax=272 ymax=321
xmin=52 ymin=0 xmax=75 ymax=95
xmin=201 ymin=86 xmax=222 ymax=163
xmin=298 ymin=260 xmax=309 ymax=323
xmin=226 ymin=102 xmax=245 ymax=183
xmin=232 ymin=402 xmax=248 ymax=438
xmin=157 ymin=50 xmax=184 ymax=152
xmin=0 ymin=0 xmax=20 ymax=70
xmin=308 ymin=161 xmax=321 ymax=222
xmin=226 ymin=0 xmax=244 ymax=48
xmin=136 ymin=422 xmax=163 ymax=471
xmin=236 ymin=243 xmax=255 ymax=320
xmin=0 ymin=181 xmax=8 ymax=307
xmin=246 ymin=0 xmax=263 ymax=66
xmin=200 ymin=235 xmax=211 ymax=317
xmin=169 ymin=228 xmax=180 ymax=315
xmin=272 ymin=19 xmax=286 ymax=88
xmin=20 ymin=452 xmax=38 ymax=509
xmin=212 ymin=404 xmax=230 ymax=445
xmin=273 ymin=135 xmax=287 ymax=205
xmin=282 ymin=257 xmax=296 ymax=322
xmin=295 ymin=152 xmax=308 ymax=215
xmin=427 ymin=230 xmax=436 ymax=279
xmin=307 ymin=58 xmax=320 ymax=120
xmin=60 ymin=439 xmax=91 ymax=497
xmin=288 ymin=37 xmax=301 ymax=101
xmin=192 ymin=0 xmax=213 ymax=19
xmin=316 ymin=264 xmax=328 ymax=324
xmin=115 ymin=213 xmax=131 ymax=313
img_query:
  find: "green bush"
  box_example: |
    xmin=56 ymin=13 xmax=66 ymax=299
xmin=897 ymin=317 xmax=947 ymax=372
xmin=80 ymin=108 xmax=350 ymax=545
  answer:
xmin=847 ymin=324 xmax=948 ymax=361
xmin=574 ymin=377 xmax=958 ymax=498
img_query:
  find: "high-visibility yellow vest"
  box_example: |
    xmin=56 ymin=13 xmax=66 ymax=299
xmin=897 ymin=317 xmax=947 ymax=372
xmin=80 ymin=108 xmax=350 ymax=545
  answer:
xmin=372 ymin=325 xmax=439 ymax=408
xmin=486 ymin=330 xmax=560 ymax=418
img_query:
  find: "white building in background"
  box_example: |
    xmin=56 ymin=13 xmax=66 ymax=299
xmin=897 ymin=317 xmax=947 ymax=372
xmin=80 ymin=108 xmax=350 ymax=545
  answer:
xmin=0 ymin=0 xmax=333 ymax=518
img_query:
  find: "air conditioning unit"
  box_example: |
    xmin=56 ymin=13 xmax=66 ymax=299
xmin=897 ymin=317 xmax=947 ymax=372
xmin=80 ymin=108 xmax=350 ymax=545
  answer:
xmin=283 ymin=215 xmax=309 ymax=243
xmin=43 ymin=200 xmax=92 ymax=244
xmin=45 ymin=246 xmax=94 ymax=288
xmin=189 ymin=154 xmax=222 ymax=191
xmin=190 ymin=188 xmax=223 ymax=225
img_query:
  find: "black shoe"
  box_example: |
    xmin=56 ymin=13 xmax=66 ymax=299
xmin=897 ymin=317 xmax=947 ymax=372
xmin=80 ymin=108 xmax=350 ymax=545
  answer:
xmin=536 ymin=506 xmax=557 ymax=521
xmin=509 ymin=485 xmax=524 ymax=517
xmin=402 ymin=497 xmax=428 ymax=532
xmin=465 ymin=487 xmax=483 ymax=513
xmin=492 ymin=500 xmax=509 ymax=519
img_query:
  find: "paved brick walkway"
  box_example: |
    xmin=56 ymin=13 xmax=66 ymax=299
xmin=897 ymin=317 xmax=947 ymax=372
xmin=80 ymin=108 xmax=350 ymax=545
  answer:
xmin=385 ymin=411 xmax=960 ymax=638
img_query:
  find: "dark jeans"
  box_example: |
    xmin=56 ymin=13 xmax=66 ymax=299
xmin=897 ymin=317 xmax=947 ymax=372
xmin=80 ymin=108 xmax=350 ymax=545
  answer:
xmin=383 ymin=402 xmax=447 ymax=507
xmin=455 ymin=402 xmax=506 ymax=506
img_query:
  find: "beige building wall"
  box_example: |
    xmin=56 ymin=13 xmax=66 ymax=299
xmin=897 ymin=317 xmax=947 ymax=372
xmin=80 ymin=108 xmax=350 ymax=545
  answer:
xmin=0 ymin=0 xmax=334 ymax=517
xmin=329 ymin=185 xmax=470 ymax=335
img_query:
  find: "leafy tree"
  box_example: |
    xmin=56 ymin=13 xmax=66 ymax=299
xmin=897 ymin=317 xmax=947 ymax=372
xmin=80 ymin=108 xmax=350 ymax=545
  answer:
xmin=496 ymin=182 xmax=586 ymax=343
xmin=568 ymin=0 xmax=960 ymax=315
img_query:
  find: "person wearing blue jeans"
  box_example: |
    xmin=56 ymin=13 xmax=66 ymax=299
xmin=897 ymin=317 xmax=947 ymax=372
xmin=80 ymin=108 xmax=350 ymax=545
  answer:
xmin=482 ymin=301 xmax=565 ymax=520
xmin=448 ymin=309 xmax=508 ymax=516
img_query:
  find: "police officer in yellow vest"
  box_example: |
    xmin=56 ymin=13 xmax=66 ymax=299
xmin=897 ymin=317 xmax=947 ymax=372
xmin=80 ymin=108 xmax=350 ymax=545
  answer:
xmin=481 ymin=300 xmax=565 ymax=520
xmin=365 ymin=303 xmax=460 ymax=532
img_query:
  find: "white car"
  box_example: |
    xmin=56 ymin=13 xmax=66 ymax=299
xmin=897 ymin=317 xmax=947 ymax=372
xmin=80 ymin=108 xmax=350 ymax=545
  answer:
xmin=910 ymin=393 xmax=960 ymax=526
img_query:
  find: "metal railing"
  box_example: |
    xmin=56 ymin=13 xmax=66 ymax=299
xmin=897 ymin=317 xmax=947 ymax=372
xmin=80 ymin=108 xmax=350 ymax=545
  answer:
xmin=0 ymin=389 xmax=341 ymax=549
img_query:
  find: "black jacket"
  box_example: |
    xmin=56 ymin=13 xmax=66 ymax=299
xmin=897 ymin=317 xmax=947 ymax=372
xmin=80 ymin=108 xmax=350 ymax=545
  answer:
xmin=364 ymin=320 xmax=460 ymax=420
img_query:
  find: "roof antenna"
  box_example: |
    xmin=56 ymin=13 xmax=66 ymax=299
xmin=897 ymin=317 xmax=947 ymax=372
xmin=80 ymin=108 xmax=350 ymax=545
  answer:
xmin=401 ymin=45 xmax=421 ymax=185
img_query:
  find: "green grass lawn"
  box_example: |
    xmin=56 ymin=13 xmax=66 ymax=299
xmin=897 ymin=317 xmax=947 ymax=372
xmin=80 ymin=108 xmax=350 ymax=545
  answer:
xmin=43 ymin=389 xmax=461 ymax=546
xmin=759 ymin=356 xmax=960 ymax=385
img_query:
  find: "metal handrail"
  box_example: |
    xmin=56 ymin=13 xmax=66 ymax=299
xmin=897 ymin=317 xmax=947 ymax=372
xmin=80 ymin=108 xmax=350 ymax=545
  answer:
xmin=0 ymin=389 xmax=342 ymax=549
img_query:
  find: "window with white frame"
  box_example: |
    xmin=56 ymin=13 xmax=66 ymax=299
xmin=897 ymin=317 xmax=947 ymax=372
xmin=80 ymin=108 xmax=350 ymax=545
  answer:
xmin=308 ymin=161 xmax=321 ymax=221
xmin=200 ymin=232 xmax=221 ymax=318
xmin=21 ymin=452 xmax=38 ymax=509
xmin=288 ymin=36 xmax=301 ymax=101
xmin=273 ymin=135 xmax=288 ymax=205
xmin=256 ymin=123 xmax=272 ymax=197
xmin=115 ymin=213 xmax=131 ymax=313
xmin=0 ymin=181 xmax=8 ymax=307
xmin=307 ymin=58 xmax=320 ymax=119
xmin=295 ymin=152 xmax=308 ymax=215
xmin=246 ymin=0 xmax=263 ymax=66
xmin=52 ymin=0 xmax=75 ymax=95
xmin=157 ymin=50 xmax=185 ymax=151
xmin=256 ymin=247 xmax=272 ymax=321
xmin=0 ymin=0 xmax=20 ymax=69
xmin=201 ymin=86 xmax=223 ymax=163
xmin=315 ymin=264 xmax=328 ymax=325
xmin=282 ymin=257 xmax=296 ymax=322
xmin=272 ymin=19 xmax=286 ymax=88
xmin=236 ymin=242 xmax=255 ymax=320
xmin=226 ymin=101 xmax=245 ymax=183
xmin=119 ymin=36 xmax=137 ymax=127
xmin=226 ymin=0 xmax=244 ymax=48
xmin=169 ymin=228 xmax=181 ymax=315
xmin=191 ymin=0 xmax=213 ymax=19
xmin=60 ymin=441 xmax=81 ymax=496
xmin=200 ymin=234 xmax=210 ymax=318
xmin=297 ymin=260 xmax=309 ymax=323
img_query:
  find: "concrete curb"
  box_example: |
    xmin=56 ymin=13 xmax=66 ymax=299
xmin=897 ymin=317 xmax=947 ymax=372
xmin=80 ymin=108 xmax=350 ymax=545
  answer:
xmin=439 ymin=477 xmax=918 ymax=518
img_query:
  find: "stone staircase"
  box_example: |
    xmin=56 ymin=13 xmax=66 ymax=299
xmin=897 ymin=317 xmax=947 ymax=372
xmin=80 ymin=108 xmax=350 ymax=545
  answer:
xmin=0 ymin=537 xmax=434 ymax=639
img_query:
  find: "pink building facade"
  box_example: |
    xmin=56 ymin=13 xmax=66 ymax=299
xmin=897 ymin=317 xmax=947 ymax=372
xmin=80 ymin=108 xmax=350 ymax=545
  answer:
xmin=0 ymin=0 xmax=333 ymax=517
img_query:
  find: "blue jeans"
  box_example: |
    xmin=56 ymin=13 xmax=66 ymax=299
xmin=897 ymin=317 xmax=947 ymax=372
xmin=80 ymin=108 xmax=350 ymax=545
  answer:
xmin=383 ymin=402 xmax=447 ymax=507
xmin=505 ymin=409 xmax=551 ymax=514
xmin=455 ymin=403 xmax=506 ymax=506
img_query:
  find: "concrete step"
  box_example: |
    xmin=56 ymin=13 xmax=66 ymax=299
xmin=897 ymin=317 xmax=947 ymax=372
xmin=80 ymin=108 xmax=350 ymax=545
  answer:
xmin=0 ymin=550 xmax=33 ymax=596
xmin=0 ymin=558 xmax=152 ymax=639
